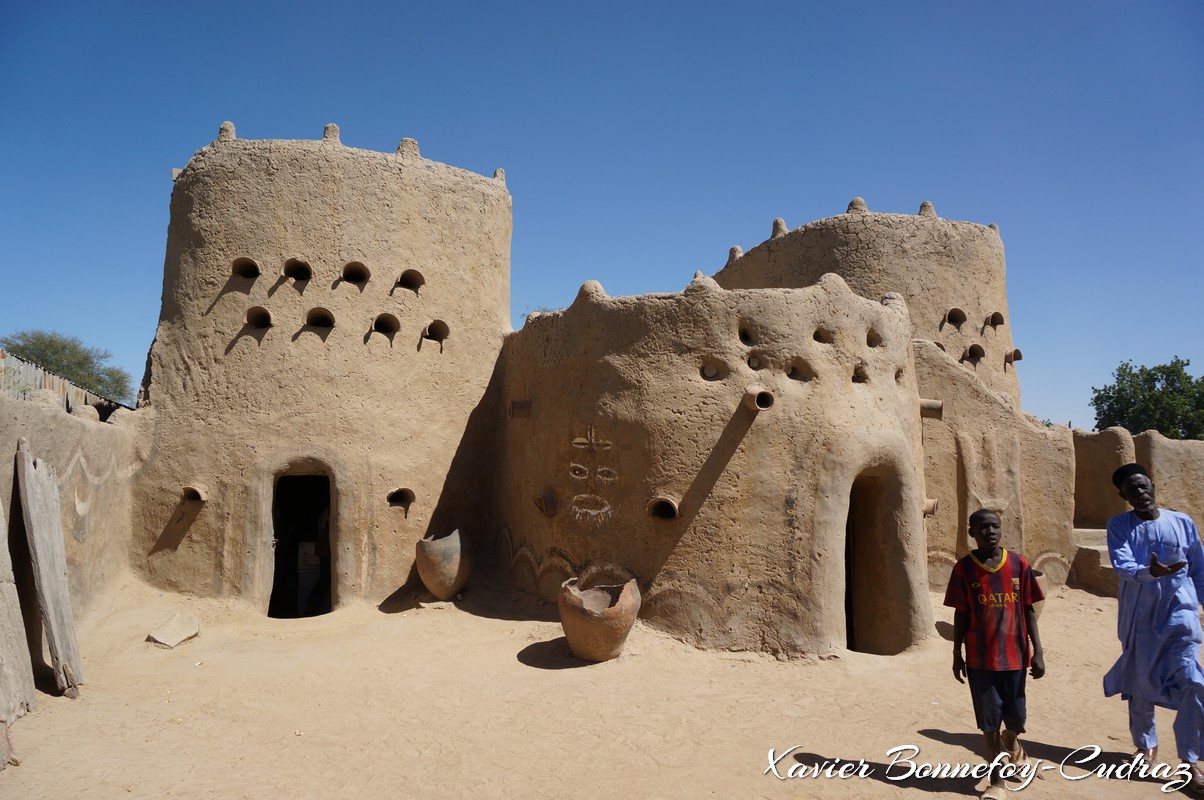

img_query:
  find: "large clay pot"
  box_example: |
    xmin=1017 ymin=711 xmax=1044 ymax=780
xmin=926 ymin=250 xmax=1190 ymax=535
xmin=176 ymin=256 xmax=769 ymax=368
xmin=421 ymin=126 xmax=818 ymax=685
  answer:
xmin=415 ymin=529 xmax=472 ymax=600
xmin=1031 ymin=569 xmax=1047 ymax=620
xmin=558 ymin=578 xmax=641 ymax=662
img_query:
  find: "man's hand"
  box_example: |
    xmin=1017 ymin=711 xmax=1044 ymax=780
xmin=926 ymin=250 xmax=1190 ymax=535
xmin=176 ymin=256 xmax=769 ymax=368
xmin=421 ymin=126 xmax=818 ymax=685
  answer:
xmin=1030 ymin=650 xmax=1045 ymax=679
xmin=952 ymin=651 xmax=966 ymax=684
xmin=1150 ymin=554 xmax=1187 ymax=578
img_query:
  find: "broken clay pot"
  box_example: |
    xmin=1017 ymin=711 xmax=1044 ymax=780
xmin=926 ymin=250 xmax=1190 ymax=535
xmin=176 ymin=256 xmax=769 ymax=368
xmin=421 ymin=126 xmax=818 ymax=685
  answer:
xmin=415 ymin=529 xmax=472 ymax=601
xmin=558 ymin=577 xmax=641 ymax=662
xmin=1032 ymin=569 xmax=1047 ymax=620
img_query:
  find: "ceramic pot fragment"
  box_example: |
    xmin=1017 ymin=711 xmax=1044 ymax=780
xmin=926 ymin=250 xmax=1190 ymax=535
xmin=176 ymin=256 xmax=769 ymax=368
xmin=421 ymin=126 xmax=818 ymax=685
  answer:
xmin=558 ymin=577 xmax=641 ymax=662
xmin=1031 ymin=569 xmax=1047 ymax=620
xmin=416 ymin=529 xmax=472 ymax=600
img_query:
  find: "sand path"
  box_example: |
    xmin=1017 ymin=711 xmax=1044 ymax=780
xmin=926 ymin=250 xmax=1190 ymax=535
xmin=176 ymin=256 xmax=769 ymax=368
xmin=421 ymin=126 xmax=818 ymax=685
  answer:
xmin=0 ymin=575 xmax=1191 ymax=799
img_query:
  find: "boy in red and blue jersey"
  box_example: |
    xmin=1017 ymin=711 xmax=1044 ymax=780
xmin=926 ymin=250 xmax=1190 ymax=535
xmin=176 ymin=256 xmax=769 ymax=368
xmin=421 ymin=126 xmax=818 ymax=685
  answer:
xmin=945 ymin=509 xmax=1046 ymax=800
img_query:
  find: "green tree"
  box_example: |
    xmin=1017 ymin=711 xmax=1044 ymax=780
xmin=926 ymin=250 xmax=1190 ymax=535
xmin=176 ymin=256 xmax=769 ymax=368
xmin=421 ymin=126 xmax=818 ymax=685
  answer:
xmin=0 ymin=329 xmax=133 ymax=403
xmin=1090 ymin=357 xmax=1204 ymax=439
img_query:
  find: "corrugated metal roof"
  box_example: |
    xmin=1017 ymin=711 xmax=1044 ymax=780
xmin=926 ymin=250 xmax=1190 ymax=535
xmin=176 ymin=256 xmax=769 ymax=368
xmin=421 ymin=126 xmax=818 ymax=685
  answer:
xmin=0 ymin=349 xmax=132 ymax=416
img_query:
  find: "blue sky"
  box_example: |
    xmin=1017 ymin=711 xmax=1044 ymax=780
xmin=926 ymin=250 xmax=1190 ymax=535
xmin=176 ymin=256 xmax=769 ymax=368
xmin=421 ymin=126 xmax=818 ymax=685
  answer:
xmin=2 ymin=1 xmax=1201 ymax=426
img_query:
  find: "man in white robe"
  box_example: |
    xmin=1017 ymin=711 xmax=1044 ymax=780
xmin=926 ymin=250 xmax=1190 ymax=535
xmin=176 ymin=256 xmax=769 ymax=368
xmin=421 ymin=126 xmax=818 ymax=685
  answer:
xmin=1104 ymin=463 xmax=1204 ymax=792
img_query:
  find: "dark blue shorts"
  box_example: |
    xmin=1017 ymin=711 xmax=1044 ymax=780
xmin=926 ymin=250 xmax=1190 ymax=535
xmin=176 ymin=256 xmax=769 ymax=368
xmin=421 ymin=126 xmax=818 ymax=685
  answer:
xmin=966 ymin=667 xmax=1027 ymax=733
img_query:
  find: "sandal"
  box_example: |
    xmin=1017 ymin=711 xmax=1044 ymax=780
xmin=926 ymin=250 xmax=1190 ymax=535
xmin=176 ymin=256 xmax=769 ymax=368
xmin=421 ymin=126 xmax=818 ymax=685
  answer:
xmin=1001 ymin=732 xmax=1043 ymax=779
xmin=981 ymin=785 xmax=1008 ymax=800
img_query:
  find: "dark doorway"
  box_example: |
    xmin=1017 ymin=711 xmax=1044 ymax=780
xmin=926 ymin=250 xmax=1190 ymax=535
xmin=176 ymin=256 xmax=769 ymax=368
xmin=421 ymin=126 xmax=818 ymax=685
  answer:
xmin=268 ymin=475 xmax=332 ymax=618
xmin=843 ymin=469 xmax=911 ymax=655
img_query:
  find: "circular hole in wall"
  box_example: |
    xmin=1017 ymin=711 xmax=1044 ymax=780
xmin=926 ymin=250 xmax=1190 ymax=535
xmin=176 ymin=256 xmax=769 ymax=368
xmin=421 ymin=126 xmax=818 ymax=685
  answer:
xmin=533 ymin=491 xmax=558 ymax=516
xmin=895 ymin=367 xmax=905 ymax=383
xmin=813 ymin=328 xmax=834 ymax=344
xmin=373 ymin=313 xmax=400 ymax=335
xmin=397 ymin=269 xmax=425 ymax=293
xmin=738 ymin=326 xmax=755 ymax=345
xmin=246 ymin=306 xmax=272 ymax=329
xmin=866 ymin=329 xmax=884 ymax=347
xmin=342 ymin=261 xmax=370 ymax=284
xmin=787 ymin=359 xmax=816 ymax=382
xmin=852 ymin=362 xmax=870 ymax=383
xmin=284 ymin=259 xmax=313 ymax=281
xmin=964 ymin=344 xmax=985 ymax=364
xmin=423 ymin=319 xmax=450 ymax=343
xmin=647 ymin=499 xmax=680 ymax=520
xmin=987 ymin=311 xmax=1005 ymax=328
xmin=944 ymin=307 xmax=967 ymax=328
xmin=699 ymin=359 xmax=728 ymax=381
xmin=306 ymin=308 xmax=335 ymax=328
xmin=232 ymin=257 xmax=261 ymax=279
xmin=387 ymin=488 xmax=415 ymax=511
xmin=747 ymin=355 xmax=765 ymax=370
xmin=245 ymin=307 xmax=272 ymax=330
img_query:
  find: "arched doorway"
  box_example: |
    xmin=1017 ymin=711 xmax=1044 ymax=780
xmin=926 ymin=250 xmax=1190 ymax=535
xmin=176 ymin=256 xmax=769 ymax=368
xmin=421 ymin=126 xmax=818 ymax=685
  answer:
xmin=268 ymin=474 xmax=332 ymax=618
xmin=843 ymin=466 xmax=913 ymax=654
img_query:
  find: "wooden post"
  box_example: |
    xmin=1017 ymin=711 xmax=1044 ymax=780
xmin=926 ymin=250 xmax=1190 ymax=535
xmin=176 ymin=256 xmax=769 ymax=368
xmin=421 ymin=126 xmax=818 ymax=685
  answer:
xmin=0 ymin=499 xmax=36 ymax=735
xmin=16 ymin=438 xmax=84 ymax=697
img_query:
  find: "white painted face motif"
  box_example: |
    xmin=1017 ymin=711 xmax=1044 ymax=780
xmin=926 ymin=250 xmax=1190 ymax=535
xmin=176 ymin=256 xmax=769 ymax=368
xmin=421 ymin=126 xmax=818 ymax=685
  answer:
xmin=569 ymin=425 xmax=617 ymax=527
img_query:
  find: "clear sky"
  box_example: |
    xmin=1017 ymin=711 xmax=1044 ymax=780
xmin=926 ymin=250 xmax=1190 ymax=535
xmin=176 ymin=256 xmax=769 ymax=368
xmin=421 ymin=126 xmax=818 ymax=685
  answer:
xmin=2 ymin=1 xmax=1201 ymax=426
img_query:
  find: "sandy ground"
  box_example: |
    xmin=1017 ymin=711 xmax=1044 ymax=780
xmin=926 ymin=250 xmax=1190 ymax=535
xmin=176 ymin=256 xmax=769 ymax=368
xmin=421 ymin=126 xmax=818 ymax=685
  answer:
xmin=1 ymin=574 xmax=1197 ymax=800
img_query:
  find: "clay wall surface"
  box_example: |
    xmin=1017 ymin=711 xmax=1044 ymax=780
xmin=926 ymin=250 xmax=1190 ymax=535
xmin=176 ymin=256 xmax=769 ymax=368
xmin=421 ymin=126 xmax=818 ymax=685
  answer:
xmin=1070 ymin=429 xmax=1204 ymax=529
xmin=0 ymin=393 xmax=137 ymax=618
xmin=712 ymin=202 xmax=1022 ymax=403
xmin=496 ymin=273 xmax=933 ymax=657
xmin=913 ymin=342 xmax=1074 ymax=588
xmin=131 ymin=125 xmax=511 ymax=608
xmin=1017 ymin=423 xmax=1075 ymax=583
xmin=1072 ymin=427 xmax=1135 ymax=528
xmin=1135 ymin=431 xmax=1204 ymax=524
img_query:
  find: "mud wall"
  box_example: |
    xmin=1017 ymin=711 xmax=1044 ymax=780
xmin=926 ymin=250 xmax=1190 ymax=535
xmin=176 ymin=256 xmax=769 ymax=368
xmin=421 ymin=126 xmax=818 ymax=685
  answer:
xmin=1134 ymin=431 xmax=1204 ymax=523
xmin=914 ymin=342 xmax=1074 ymax=587
xmin=1072 ymin=427 xmax=1135 ymax=528
xmin=496 ymin=273 xmax=933 ymax=657
xmin=131 ymin=124 xmax=511 ymax=608
xmin=0 ymin=393 xmax=137 ymax=618
xmin=1070 ymin=428 xmax=1204 ymax=529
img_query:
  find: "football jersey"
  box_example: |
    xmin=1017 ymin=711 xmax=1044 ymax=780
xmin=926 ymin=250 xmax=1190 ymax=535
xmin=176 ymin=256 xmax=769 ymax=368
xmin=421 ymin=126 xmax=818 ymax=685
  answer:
xmin=944 ymin=549 xmax=1044 ymax=671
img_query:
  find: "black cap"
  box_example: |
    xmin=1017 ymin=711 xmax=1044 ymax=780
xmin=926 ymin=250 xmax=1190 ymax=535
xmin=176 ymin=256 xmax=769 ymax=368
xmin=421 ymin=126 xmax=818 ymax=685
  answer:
xmin=1112 ymin=463 xmax=1149 ymax=489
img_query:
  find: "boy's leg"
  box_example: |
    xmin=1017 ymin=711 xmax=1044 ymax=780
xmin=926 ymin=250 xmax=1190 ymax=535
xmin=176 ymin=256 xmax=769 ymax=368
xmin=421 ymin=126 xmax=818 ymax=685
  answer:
xmin=978 ymin=732 xmax=1007 ymax=800
xmin=1000 ymin=729 xmax=1025 ymax=762
xmin=966 ymin=668 xmax=1007 ymax=797
xmin=998 ymin=667 xmax=1026 ymax=742
xmin=996 ymin=669 xmax=1041 ymax=777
